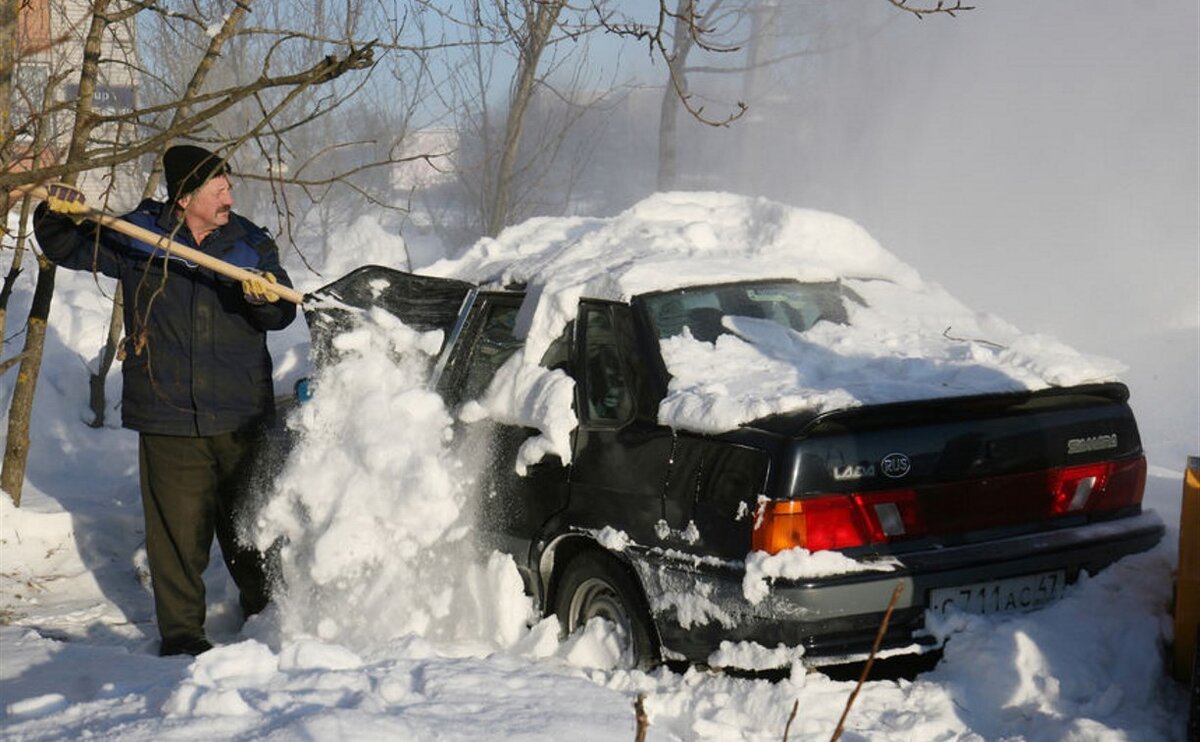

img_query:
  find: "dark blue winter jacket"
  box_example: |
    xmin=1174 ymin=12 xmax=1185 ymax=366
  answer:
xmin=34 ymin=199 xmax=297 ymax=436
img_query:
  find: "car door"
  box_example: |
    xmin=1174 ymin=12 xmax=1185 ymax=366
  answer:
xmin=437 ymin=293 xmax=572 ymax=584
xmin=571 ymin=298 xmax=770 ymax=561
xmin=567 ymin=302 xmax=677 ymax=547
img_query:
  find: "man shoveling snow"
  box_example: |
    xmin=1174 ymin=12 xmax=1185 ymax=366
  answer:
xmin=32 ymin=145 xmax=297 ymax=657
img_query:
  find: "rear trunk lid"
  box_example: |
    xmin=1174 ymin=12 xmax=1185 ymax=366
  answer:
xmin=751 ymin=383 xmax=1146 ymax=553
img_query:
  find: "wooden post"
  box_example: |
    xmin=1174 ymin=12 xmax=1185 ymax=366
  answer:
xmin=1174 ymin=456 xmax=1200 ymax=681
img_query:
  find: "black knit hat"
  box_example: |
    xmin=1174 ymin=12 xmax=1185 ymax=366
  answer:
xmin=163 ymin=145 xmax=230 ymax=202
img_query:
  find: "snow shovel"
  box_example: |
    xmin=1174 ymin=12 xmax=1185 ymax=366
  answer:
xmin=19 ymin=185 xmax=476 ymax=357
xmin=21 ymin=184 xmax=306 ymax=304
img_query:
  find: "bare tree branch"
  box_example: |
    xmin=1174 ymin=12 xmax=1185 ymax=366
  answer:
xmin=0 ymin=44 xmax=376 ymax=192
xmin=885 ymin=0 xmax=975 ymax=19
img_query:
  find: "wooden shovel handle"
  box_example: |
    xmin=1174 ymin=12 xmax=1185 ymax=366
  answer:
xmin=18 ymin=185 xmax=306 ymax=305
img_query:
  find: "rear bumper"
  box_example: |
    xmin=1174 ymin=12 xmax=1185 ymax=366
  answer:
xmin=635 ymin=511 xmax=1165 ymax=667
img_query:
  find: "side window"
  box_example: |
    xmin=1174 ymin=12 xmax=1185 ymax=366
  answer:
xmin=582 ymin=306 xmax=632 ymax=424
xmin=455 ymin=302 xmax=570 ymax=405
xmin=460 ymin=302 xmax=523 ymax=402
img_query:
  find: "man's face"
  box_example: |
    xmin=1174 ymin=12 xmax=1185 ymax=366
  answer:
xmin=178 ymin=175 xmax=233 ymax=236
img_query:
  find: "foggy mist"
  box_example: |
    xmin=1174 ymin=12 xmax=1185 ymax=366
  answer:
xmin=648 ymin=0 xmax=1198 ymax=465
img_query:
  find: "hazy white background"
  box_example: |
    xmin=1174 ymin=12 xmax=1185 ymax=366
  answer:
xmin=723 ymin=0 xmax=1199 ymax=466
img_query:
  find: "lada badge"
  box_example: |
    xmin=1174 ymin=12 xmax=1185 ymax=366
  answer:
xmin=832 ymin=464 xmax=874 ymax=481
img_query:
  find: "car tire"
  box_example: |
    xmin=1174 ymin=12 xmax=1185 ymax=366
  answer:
xmin=553 ymin=550 xmax=660 ymax=670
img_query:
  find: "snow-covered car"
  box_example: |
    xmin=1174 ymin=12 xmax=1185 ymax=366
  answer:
xmin=295 ymin=193 xmax=1164 ymax=669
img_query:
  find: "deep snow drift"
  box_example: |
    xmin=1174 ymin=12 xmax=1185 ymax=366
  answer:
xmin=0 ymin=193 xmax=1191 ymax=740
xmin=422 ymin=192 xmax=1124 ymax=463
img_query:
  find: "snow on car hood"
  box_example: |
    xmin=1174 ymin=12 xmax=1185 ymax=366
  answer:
xmin=425 ymin=191 xmax=1124 ymax=459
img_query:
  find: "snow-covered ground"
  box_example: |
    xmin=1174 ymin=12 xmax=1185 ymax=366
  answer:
xmin=1 ymin=194 xmax=1194 ymax=740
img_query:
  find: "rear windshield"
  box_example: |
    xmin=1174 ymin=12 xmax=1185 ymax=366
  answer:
xmin=641 ymin=280 xmax=850 ymax=343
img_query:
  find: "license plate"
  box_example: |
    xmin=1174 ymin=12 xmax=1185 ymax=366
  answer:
xmin=928 ymin=570 xmax=1066 ymax=616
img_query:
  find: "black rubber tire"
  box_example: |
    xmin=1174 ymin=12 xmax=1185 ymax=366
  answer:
xmin=552 ymin=550 xmax=660 ymax=670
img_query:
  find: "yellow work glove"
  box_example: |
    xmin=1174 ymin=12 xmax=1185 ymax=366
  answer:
xmin=44 ymin=183 xmax=90 ymax=223
xmin=242 ymin=269 xmax=280 ymax=305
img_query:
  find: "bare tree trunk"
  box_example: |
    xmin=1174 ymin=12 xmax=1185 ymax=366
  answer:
xmin=0 ymin=261 xmax=18 ymax=341
xmin=1 ymin=0 xmax=17 ymax=223
xmin=485 ymin=0 xmax=563 ymax=238
xmin=87 ymin=286 xmax=122 ymax=426
xmin=0 ymin=193 xmax=35 ymax=342
xmin=3 ymin=0 xmax=50 ymax=377
xmin=737 ymin=0 xmax=780 ymax=192
xmin=2 ymin=0 xmax=110 ymax=504
xmin=656 ymin=0 xmax=696 ymax=191
xmin=656 ymin=65 xmax=684 ymax=190
xmin=1 ymin=256 xmax=53 ymax=504
xmin=0 ymin=0 xmax=14 ymax=148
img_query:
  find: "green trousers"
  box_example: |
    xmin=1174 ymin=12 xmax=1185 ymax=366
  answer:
xmin=138 ymin=429 xmax=270 ymax=644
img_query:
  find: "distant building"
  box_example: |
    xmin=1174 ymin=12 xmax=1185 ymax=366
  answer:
xmin=392 ymin=128 xmax=458 ymax=193
xmin=12 ymin=0 xmax=142 ymax=209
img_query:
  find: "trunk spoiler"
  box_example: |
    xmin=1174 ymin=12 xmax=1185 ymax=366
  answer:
xmin=746 ymin=382 xmax=1132 ymax=437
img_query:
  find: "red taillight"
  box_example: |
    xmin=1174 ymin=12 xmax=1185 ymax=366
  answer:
xmin=1049 ymin=462 xmax=1110 ymax=514
xmin=1081 ymin=456 xmax=1147 ymax=513
xmin=752 ymin=489 xmax=925 ymax=554
xmin=752 ymin=497 xmax=866 ymax=552
xmin=854 ymin=489 xmax=926 ymax=543
xmin=1050 ymin=457 xmax=1147 ymax=514
xmin=752 ymin=456 xmax=1146 ymax=556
